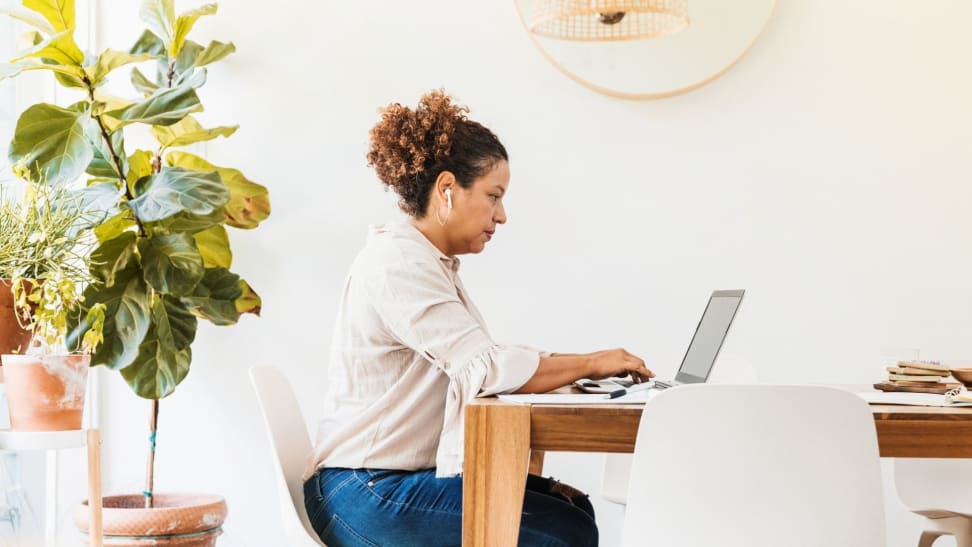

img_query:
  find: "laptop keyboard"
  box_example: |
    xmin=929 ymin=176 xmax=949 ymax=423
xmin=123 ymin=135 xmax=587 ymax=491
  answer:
xmin=613 ymin=378 xmax=672 ymax=389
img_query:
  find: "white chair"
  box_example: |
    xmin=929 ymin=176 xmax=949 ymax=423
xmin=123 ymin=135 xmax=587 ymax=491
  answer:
xmin=249 ymin=365 xmax=326 ymax=547
xmin=600 ymin=356 xmax=759 ymax=506
xmin=894 ymin=459 xmax=972 ymax=547
xmin=620 ymin=384 xmax=886 ymax=547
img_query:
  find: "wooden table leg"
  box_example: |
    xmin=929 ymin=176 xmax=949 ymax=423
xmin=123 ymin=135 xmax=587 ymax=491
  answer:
xmin=86 ymin=429 xmax=103 ymax=547
xmin=528 ymin=450 xmax=545 ymax=476
xmin=463 ymin=403 xmax=531 ymax=547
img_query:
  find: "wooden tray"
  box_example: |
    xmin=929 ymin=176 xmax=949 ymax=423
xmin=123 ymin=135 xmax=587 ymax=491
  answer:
xmin=873 ymin=382 xmax=960 ymax=395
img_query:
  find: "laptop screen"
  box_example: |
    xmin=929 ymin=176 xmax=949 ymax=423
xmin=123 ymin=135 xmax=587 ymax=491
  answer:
xmin=674 ymin=290 xmax=745 ymax=385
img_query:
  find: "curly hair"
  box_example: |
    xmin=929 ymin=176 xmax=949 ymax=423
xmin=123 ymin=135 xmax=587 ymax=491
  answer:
xmin=366 ymin=89 xmax=508 ymax=218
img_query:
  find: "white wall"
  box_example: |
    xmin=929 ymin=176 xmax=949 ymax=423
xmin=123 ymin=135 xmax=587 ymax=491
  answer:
xmin=84 ymin=0 xmax=972 ymax=545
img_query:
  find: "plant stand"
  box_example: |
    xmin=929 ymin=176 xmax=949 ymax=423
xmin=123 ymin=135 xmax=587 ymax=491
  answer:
xmin=0 ymin=429 xmax=103 ymax=547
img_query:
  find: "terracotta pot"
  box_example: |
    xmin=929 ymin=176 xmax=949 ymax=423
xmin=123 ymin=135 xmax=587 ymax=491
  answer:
xmin=2 ymin=354 xmax=89 ymax=431
xmin=0 ymin=278 xmax=33 ymax=362
xmin=75 ymin=494 xmax=227 ymax=546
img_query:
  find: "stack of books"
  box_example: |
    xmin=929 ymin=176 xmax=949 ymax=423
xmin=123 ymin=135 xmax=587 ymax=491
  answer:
xmin=875 ymin=360 xmax=958 ymax=394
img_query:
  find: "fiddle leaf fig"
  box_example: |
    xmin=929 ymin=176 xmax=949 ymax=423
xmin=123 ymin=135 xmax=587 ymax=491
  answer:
xmin=139 ymin=0 xmax=175 ymax=49
xmin=172 ymin=3 xmax=216 ymax=58
xmin=68 ymin=265 xmax=151 ymax=370
xmin=193 ymin=225 xmax=231 ymax=268
xmin=138 ymin=232 xmax=205 ymax=296
xmin=87 ymin=49 xmax=155 ymax=86
xmin=103 ymin=84 xmax=201 ymax=127
xmin=179 ymin=267 xmax=241 ymax=325
xmin=9 ymin=103 xmax=97 ymax=185
xmin=3 ymin=0 xmax=271 ymax=497
xmin=151 ymin=116 xmax=237 ymax=148
xmin=23 ymin=0 xmax=75 ymax=33
xmin=167 ymin=151 xmax=269 ymax=228
xmin=121 ymin=315 xmax=193 ymax=398
xmin=129 ymin=167 xmax=229 ymax=222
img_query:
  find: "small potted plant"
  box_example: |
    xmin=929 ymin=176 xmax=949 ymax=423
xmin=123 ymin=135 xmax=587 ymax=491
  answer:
xmin=0 ymin=173 xmax=104 ymax=431
xmin=1 ymin=0 xmax=270 ymax=544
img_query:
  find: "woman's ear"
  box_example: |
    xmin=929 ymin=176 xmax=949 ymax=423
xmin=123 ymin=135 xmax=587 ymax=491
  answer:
xmin=434 ymin=171 xmax=457 ymax=204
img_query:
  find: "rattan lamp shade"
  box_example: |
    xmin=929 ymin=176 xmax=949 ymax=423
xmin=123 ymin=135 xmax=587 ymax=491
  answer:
xmin=530 ymin=0 xmax=689 ymax=42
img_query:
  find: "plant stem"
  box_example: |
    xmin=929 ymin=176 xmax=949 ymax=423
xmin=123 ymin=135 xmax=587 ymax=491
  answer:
xmin=83 ymin=76 xmax=146 ymax=237
xmin=144 ymin=399 xmax=159 ymax=509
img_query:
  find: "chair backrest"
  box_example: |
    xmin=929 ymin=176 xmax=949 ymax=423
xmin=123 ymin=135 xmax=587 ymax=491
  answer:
xmin=895 ymin=458 xmax=972 ymax=515
xmin=600 ymin=356 xmax=759 ymax=505
xmin=620 ymin=384 xmax=885 ymax=547
xmin=249 ymin=365 xmax=325 ymax=547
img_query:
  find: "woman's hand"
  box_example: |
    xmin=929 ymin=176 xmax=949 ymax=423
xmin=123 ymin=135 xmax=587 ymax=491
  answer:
xmin=585 ymin=348 xmax=654 ymax=384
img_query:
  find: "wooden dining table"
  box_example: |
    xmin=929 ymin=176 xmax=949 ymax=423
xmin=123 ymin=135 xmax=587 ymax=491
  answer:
xmin=460 ymin=395 xmax=972 ymax=547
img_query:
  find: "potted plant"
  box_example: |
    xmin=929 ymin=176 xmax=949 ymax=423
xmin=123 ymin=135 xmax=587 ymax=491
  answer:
xmin=0 ymin=176 xmax=103 ymax=431
xmin=1 ymin=0 xmax=270 ymax=544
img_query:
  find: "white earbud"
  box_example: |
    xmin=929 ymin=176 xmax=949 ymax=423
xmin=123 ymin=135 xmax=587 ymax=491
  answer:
xmin=445 ymin=188 xmax=453 ymax=210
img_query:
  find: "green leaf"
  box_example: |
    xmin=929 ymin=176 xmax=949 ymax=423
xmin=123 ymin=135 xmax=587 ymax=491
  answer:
xmin=0 ymin=5 xmax=56 ymax=34
xmin=138 ymin=232 xmax=205 ymax=296
xmin=9 ymin=103 xmax=96 ymax=186
xmin=154 ymin=294 xmax=196 ymax=350
xmin=129 ymin=167 xmax=229 ymax=222
xmin=53 ymin=68 xmax=86 ymax=89
xmin=174 ymin=66 xmax=206 ymax=89
xmin=194 ymin=40 xmax=234 ymax=67
xmin=120 ymin=320 xmax=192 ymax=399
xmin=193 ymin=225 xmax=231 ymax=268
xmin=90 ymin=231 xmax=137 ymax=287
xmin=86 ymin=49 xmax=155 ymax=86
xmin=94 ymin=211 xmax=135 ymax=243
xmin=68 ymin=266 xmax=151 ymax=370
xmin=23 ymin=0 xmax=74 ymax=33
xmin=151 ymin=116 xmax=237 ymax=148
xmin=103 ymin=84 xmax=202 ymax=128
xmin=139 ymin=0 xmax=175 ymax=48
xmin=172 ymin=39 xmax=202 ymax=75
xmin=86 ymin=126 xmax=125 ymax=178
xmin=167 ymin=152 xmax=270 ymax=229
xmin=146 ymin=208 xmax=223 ymax=235
xmin=76 ymin=182 xmax=122 ymax=221
xmin=172 ymin=3 xmax=216 ymax=58
xmin=131 ymin=66 xmax=159 ymax=96
xmin=235 ymin=279 xmax=261 ymax=316
xmin=179 ymin=267 xmax=241 ymax=325
xmin=10 ymin=29 xmax=84 ymax=66
xmin=129 ymin=29 xmax=166 ymax=57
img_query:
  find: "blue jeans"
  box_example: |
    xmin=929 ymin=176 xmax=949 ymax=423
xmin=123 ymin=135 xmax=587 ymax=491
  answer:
xmin=304 ymin=468 xmax=598 ymax=547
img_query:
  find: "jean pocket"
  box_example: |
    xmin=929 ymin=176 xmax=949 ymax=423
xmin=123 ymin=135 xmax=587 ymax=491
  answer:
xmin=321 ymin=513 xmax=379 ymax=547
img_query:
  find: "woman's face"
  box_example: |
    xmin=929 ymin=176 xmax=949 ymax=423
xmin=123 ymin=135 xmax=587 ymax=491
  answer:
xmin=446 ymin=161 xmax=509 ymax=255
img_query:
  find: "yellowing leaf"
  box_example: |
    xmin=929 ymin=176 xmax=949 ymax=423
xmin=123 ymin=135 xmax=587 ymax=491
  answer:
xmin=86 ymin=49 xmax=155 ymax=86
xmin=151 ymin=116 xmax=237 ymax=148
xmin=166 ymin=151 xmax=270 ymax=229
xmin=11 ymin=29 xmax=84 ymax=66
xmin=171 ymin=3 xmax=216 ymax=58
xmin=22 ymin=0 xmax=74 ymax=33
xmin=193 ymin=224 xmax=231 ymax=268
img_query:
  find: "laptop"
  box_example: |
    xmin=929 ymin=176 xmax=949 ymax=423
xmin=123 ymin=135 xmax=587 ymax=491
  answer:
xmin=575 ymin=289 xmax=745 ymax=393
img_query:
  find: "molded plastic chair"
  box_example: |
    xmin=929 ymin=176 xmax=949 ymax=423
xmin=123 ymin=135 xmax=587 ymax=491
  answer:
xmin=249 ymin=365 xmax=325 ymax=547
xmin=620 ymin=384 xmax=886 ymax=547
xmin=894 ymin=459 xmax=972 ymax=547
xmin=600 ymin=356 xmax=759 ymax=505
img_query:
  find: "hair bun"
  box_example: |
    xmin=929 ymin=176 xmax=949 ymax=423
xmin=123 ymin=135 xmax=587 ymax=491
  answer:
xmin=367 ymin=89 xmax=469 ymax=192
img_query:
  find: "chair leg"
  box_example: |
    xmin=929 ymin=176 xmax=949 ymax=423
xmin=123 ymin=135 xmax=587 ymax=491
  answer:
xmin=919 ymin=530 xmax=944 ymax=547
xmin=955 ymin=533 xmax=972 ymax=547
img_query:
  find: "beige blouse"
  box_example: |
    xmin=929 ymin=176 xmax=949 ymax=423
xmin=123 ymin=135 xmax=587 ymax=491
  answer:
xmin=304 ymin=222 xmax=541 ymax=479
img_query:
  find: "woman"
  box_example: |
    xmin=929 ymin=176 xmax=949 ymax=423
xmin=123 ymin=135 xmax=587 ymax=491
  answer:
xmin=304 ymin=90 xmax=653 ymax=547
